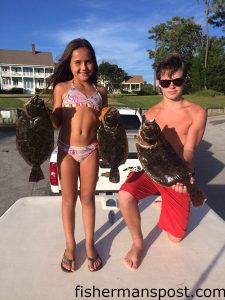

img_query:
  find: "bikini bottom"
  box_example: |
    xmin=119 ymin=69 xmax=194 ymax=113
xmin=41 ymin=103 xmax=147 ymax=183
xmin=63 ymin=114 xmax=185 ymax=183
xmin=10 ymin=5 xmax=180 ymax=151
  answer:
xmin=58 ymin=139 xmax=98 ymax=162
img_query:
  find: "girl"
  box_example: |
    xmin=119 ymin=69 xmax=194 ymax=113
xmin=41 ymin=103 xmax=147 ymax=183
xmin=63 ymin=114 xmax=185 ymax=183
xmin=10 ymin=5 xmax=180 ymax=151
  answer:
xmin=48 ymin=38 xmax=107 ymax=272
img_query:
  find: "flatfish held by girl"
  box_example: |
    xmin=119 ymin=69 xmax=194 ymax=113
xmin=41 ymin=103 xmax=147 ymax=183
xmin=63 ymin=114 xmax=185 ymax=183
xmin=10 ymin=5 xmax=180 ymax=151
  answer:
xmin=136 ymin=117 xmax=206 ymax=207
xmin=16 ymin=95 xmax=54 ymax=182
xmin=98 ymin=107 xmax=128 ymax=183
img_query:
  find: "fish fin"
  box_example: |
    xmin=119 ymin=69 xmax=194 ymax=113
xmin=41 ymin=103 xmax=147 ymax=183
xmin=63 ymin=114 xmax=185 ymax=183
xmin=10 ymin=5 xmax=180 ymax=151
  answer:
xmin=29 ymin=166 xmax=44 ymax=182
xmin=188 ymin=185 xmax=207 ymax=207
xmin=109 ymin=167 xmax=120 ymax=183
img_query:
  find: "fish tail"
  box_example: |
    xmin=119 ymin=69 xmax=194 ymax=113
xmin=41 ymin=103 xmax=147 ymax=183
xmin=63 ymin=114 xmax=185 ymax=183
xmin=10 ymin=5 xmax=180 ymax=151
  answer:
xmin=109 ymin=167 xmax=120 ymax=183
xmin=29 ymin=165 xmax=44 ymax=182
xmin=188 ymin=185 xmax=207 ymax=207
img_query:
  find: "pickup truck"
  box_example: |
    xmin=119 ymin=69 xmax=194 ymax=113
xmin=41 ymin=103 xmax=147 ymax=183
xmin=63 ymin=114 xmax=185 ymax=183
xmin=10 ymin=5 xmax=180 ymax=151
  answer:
xmin=49 ymin=107 xmax=143 ymax=204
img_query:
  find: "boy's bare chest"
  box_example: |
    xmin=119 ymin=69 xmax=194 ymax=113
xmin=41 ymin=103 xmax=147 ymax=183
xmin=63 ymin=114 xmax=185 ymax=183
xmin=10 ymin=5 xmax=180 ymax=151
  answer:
xmin=145 ymin=107 xmax=192 ymax=147
xmin=156 ymin=115 xmax=192 ymax=151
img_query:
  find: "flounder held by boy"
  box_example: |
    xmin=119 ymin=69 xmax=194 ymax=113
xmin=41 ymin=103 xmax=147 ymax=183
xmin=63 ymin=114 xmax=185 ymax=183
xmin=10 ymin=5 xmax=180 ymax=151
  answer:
xmin=136 ymin=117 xmax=206 ymax=207
xmin=16 ymin=95 xmax=54 ymax=182
xmin=98 ymin=107 xmax=128 ymax=183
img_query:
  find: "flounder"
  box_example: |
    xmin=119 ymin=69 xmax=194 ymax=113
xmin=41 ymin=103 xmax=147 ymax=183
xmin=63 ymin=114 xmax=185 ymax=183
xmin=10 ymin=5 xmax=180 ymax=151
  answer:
xmin=136 ymin=117 xmax=206 ymax=207
xmin=16 ymin=95 xmax=54 ymax=182
xmin=98 ymin=107 xmax=128 ymax=183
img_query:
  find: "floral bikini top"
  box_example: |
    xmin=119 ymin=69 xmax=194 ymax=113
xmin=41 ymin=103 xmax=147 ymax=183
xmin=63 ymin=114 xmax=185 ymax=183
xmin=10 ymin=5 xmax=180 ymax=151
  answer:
xmin=62 ymin=84 xmax=103 ymax=111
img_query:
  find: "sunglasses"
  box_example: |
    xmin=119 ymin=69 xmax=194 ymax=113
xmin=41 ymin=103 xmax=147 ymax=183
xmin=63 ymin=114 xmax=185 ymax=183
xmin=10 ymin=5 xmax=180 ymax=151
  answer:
xmin=159 ymin=77 xmax=186 ymax=88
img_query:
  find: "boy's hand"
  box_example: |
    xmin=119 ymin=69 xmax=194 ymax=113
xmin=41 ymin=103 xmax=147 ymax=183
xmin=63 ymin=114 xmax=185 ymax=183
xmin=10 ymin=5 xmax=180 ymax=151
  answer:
xmin=172 ymin=176 xmax=195 ymax=193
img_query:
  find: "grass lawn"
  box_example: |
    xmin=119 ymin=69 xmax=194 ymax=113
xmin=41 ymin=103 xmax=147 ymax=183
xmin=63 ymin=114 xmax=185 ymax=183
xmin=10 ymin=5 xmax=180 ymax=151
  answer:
xmin=109 ymin=94 xmax=225 ymax=109
xmin=0 ymin=98 xmax=25 ymax=109
xmin=1 ymin=93 xmax=225 ymax=109
xmin=0 ymin=95 xmax=51 ymax=109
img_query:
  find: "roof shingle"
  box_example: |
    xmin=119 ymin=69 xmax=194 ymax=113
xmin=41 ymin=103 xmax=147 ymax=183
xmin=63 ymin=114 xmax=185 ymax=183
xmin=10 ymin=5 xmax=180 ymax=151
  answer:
xmin=123 ymin=75 xmax=144 ymax=83
xmin=0 ymin=49 xmax=54 ymax=67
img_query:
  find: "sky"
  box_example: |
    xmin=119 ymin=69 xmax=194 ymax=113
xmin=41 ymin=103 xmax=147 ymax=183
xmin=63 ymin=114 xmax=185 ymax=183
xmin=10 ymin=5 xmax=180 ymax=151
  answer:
xmin=1 ymin=0 xmax=224 ymax=84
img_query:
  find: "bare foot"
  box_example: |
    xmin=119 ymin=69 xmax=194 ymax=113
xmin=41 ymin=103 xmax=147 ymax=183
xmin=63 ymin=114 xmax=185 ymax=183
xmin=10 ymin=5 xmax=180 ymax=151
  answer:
xmin=123 ymin=244 xmax=143 ymax=271
xmin=167 ymin=233 xmax=182 ymax=243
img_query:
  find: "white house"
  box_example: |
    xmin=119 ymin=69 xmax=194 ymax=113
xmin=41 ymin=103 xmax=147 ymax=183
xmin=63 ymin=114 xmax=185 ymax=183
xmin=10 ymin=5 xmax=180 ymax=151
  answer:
xmin=121 ymin=75 xmax=144 ymax=92
xmin=0 ymin=44 xmax=54 ymax=94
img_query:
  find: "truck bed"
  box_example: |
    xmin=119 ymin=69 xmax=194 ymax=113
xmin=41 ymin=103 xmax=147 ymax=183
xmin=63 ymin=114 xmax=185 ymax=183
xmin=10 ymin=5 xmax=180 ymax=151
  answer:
xmin=1 ymin=196 xmax=224 ymax=300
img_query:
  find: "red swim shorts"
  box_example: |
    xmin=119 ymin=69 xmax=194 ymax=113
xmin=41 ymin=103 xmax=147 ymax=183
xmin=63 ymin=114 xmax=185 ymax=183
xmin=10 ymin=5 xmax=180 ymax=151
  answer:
xmin=119 ymin=170 xmax=191 ymax=238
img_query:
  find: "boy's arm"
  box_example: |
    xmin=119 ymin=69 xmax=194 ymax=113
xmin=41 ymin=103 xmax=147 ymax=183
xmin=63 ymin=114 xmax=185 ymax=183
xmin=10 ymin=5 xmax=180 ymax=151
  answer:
xmin=183 ymin=107 xmax=207 ymax=171
xmin=172 ymin=107 xmax=207 ymax=193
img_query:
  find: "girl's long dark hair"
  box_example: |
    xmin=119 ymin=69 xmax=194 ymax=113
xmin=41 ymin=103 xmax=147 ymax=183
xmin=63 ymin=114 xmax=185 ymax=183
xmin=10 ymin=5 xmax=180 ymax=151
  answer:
xmin=47 ymin=38 xmax=98 ymax=90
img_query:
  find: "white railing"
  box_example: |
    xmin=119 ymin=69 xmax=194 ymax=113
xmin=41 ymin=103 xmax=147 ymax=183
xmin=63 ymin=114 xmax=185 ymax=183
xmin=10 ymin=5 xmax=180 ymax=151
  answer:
xmin=23 ymin=73 xmax=33 ymax=77
xmin=1 ymin=71 xmax=53 ymax=78
xmin=1 ymin=71 xmax=12 ymax=76
xmin=34 ymin=73 xmax=45 ymax=77
xmin=11 ymin=72 xmax=23 ymax=76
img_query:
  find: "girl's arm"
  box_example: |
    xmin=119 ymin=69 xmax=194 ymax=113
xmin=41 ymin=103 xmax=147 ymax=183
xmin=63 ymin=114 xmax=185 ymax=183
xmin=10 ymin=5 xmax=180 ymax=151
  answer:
xmin=98 ymin=86 xmax=108 ymax=121
xmin=98 ymin=86 xmax=108 ymax=108
xmin=49 ymin=84 xmax=63 ymax=129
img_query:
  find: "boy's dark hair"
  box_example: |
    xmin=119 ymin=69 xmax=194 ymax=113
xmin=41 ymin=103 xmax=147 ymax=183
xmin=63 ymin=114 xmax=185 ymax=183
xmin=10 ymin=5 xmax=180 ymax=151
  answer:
xmin=47 ymin=38 xmax=98 ymax=90
xmin=156 ymin=53 xmax=187 ymax=80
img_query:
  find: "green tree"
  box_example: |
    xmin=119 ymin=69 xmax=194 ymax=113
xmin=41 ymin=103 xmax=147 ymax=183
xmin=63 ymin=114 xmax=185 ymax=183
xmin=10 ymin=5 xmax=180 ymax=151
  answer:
xmin=197 ymin=0 xmax=213 ymax=88
xmin=209 ymin=0 xmax=225 ymax=29
xmin=190 ymin=36 xmax=225 ymax=92
xmin=98 ymin=61 xmax=127 ymax=93
xmin=148 ymin=23 xmax=167 ymax=89
xmin=197 ymin=0 xmax=225 ymax=88
xmin=189 ymin=49 xmax=205 ymax=90
xmin=147 ymin=16 xmax=202 ymax=81
xmin=206 ymin=36 xmax=225 ymax=92
xmin=137 ymin=83 xmax=157 ymax=95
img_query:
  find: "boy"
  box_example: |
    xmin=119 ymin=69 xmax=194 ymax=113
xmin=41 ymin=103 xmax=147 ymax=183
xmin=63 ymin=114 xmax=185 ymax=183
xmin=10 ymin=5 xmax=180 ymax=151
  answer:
xmin=118 ymin=53 xmax=207 ymax=271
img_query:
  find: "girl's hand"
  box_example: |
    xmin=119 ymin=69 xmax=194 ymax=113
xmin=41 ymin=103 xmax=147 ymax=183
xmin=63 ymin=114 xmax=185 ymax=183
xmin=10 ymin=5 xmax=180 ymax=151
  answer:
xmin=99 ymin=107 xmax=109 ymax=121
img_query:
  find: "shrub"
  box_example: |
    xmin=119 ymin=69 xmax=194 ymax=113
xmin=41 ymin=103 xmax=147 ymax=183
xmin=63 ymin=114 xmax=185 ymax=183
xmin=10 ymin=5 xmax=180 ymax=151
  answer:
xmin=35 ymin=88 xmax=52 ymax=94
xmin=0 ymin=89 xmax=8 ymax=94
xmin=8 ymin=88 xmax=24 ymax=94
xmin=120 ymin=90 xmax=130 ymax=94
xmin=136 ymin=90 xmax=158 ymax=96
xmin=193 ymin=89 xmax=224 ymax=97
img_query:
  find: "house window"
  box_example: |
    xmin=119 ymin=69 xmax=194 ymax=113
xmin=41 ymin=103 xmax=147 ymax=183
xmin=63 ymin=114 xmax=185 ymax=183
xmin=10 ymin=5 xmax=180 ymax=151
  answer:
xmin=2 ymin=67 xmax=9 ymax=72
xmin=35 ymin=68 xmax=44 ymax=74
xmin=46 ymin=68 xmax=53 ymax=73
xmin=3 ymin=78 xmax=11 ymax=85
xmin=13 ymin=79 xmax=19 ymax=86
xmin=37 ymin=80 xmax=44 ymax=87
xmin=12 ymin=67 xmax=21 ymax=74
xmin=24 ymin=68 xmax=33 ymax=76
xmin=24 ymin=79 xmax=33 ymax=88
xmin=45 ymin=68 xmax=53 ymax=77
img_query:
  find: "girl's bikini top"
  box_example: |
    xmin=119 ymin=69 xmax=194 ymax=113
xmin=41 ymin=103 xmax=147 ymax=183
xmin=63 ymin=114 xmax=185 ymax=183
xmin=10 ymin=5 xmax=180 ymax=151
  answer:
xmin=62 ymin=84 xmax=103 ymax=111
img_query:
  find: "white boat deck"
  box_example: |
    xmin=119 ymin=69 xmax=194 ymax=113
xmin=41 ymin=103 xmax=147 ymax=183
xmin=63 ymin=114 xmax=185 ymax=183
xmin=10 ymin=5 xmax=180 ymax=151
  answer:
xmin=0 ymin=195 xmax=224 ymax=300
